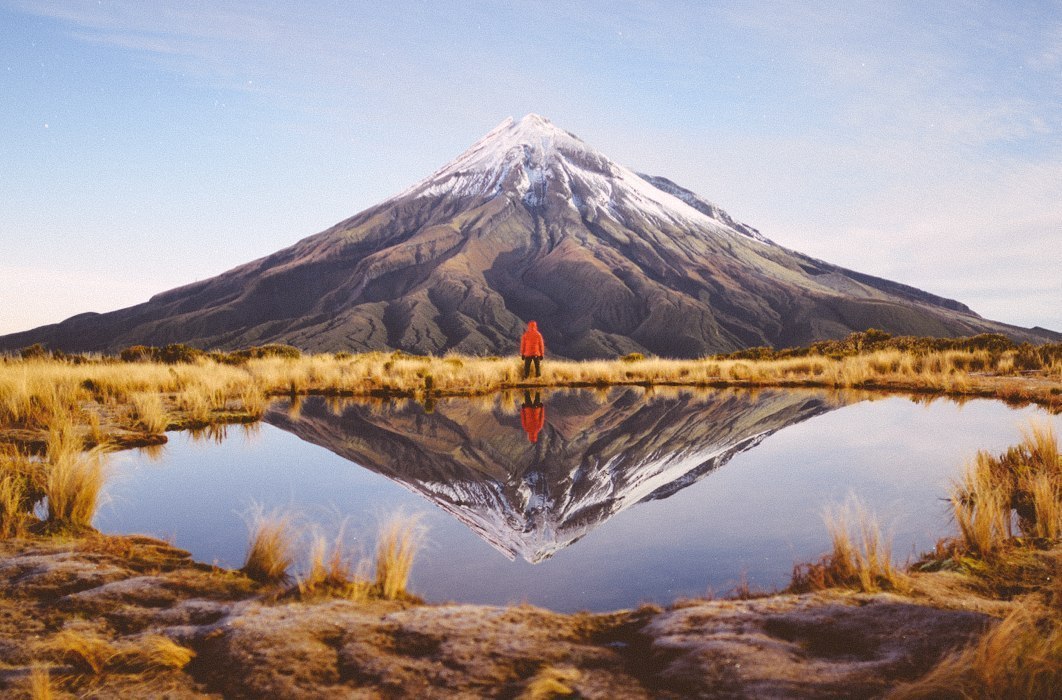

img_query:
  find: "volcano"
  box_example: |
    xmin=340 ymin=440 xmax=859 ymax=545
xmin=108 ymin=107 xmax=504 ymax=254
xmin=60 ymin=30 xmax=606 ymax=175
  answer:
xmin=2 ymin=114 xmax=1055 ymax=357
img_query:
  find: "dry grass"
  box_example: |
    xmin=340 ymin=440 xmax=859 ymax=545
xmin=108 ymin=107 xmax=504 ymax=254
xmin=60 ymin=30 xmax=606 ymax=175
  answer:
xmin=43 ymin=416 xmax=107 ymax=527
xmin=41 ymin=629 xmax=116 ymax=674
xmin=888 ymin=600 xmax=1061 ymax=699
xmin=239 ymin=384 xmax=269 ymax=419
xmin=241 ymin=506 xmax=295 ymax=583
xmin=0 ymin=444 xmax=42 ymax=538
xmin=0 ymin=473 xmax=28 ymax=538
xmin=29 ymin=664 xmax=53 ymax=700
xmin=518 ymin=666 xmax=583 ymax=699
xmin=374 ymin=513 xmax=425 ymax=600
xmin=951 ymin=422 xmax=1060 ymax=557
xmin=1 ymin=339 xmax=1059 ymax=448
xmin=296 ymin=528 xmax=372 ymax=601
xmin=951 ymin=452 xmax=1013 ymax=558
xmin=37 ymin=629 xmax=194 ymax=679
xmin=791 ymin=497 xmax=908 ymax=593
xmin=130 ymin=392 xmax=169 ymax=434
xmin=115 ymin=634 xmax=196 ymax=671
xmin=176 ymin=387 xmax=214 ymax=425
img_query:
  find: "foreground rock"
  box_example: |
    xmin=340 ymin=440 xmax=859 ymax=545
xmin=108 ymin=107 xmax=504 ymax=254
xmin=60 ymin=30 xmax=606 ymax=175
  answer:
xmin=0 ymin=536 xmax=1008 ymax=698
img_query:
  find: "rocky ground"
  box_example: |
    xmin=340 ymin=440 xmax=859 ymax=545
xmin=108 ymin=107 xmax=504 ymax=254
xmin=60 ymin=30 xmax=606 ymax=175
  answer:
xmin=0 ymin=534 xmax=1033 ymax=699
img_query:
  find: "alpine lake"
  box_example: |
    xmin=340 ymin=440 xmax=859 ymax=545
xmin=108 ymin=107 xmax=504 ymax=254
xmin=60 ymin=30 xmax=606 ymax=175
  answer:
xmin=94 ymin=387 xmax=1062 ymax=613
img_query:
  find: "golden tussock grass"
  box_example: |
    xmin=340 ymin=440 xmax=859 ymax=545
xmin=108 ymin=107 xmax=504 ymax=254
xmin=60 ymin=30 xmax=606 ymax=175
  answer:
xmin=951 ymin=452 xmax=1013 ymax=558
xmin=0 ymin=473 xmax=28 ymax=538
xmin=241 ymin=506 xmax=295 ymax=583
xmin=951 ymin=421 xmax=1060 ymax=557
xmin=790 ymin=497 xmax=908 ymax=594
xmin=518 ymin=666 xmax=582 ymax=700
xmin=374 ymin=513 xmax=425 ymax=600
xmin=40 ymin=629 xmax=116 ymax=674
xmin=113 ymin=634 xmax=196 ymax=672
xmin=1 ymin=337 xmax=1059 ymax=447
xmin=888 ymin=600 xmax=1061 ymax=699
xmin=296 ymin=528 xmax=372 ymax=601
xmin=130 ymin=392 xmax=169 ymax=434
xmin=43 ymin=415 xmax=107 ymax=527
xmin=29 ymin=664 xmax=53 ymax=700
xmin=176 ymin=387 xmax=214 ymax=425
xmin=38 ymin=630 xmax=194 ymax=678
xmin=0 ymin=444 xmax=42 ymax=538
xmin=239 ymin=384 xmax=268 ymax=419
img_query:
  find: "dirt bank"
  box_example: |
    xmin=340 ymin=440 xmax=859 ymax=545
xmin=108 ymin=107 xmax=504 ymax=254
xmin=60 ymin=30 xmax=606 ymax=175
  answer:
xmin=1 ymin=534 xmax=1039 ymax=699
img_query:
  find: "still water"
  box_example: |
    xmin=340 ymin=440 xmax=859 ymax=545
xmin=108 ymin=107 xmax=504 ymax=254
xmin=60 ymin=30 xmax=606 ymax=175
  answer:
xmin=95 ymin=388 xmax=1060 ymax=612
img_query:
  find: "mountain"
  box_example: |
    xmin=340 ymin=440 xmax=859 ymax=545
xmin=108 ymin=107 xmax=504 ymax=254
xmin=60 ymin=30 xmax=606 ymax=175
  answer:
xmin=266 ymin=388 xmax=838 ymax=562
xmin=2 ymin=114 xmax=1056 ymax=357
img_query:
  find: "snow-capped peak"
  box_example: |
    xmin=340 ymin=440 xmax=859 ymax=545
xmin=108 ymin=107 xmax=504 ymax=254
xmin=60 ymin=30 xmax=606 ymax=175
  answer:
xmin=395 ymin=114 xmax=767 ymax=242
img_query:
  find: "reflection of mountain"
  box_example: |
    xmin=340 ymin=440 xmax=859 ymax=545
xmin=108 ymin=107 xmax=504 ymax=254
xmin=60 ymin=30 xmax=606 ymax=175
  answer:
xmin=266 ymin=388 xmax=842 ymax=562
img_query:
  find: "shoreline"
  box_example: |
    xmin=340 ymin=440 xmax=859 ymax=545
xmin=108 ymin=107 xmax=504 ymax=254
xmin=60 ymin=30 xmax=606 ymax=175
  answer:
xmin=1 ymin=343 xmax=1059 ymax=696
xmin=3 ymin=530 xmax=1053 ymax=698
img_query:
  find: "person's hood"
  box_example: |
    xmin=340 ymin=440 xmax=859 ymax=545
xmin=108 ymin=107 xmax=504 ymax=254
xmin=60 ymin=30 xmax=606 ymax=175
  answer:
xmin=527 ymin=321 xmax=538 ymax=331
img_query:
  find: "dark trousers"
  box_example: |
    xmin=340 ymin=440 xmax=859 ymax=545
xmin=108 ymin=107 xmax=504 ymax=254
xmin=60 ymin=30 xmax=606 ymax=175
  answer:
xmin=522 ymin=356 xmax=542 ymax=378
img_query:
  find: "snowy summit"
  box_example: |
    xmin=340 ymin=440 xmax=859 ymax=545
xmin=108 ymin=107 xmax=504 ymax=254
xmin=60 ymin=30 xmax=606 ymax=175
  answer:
xmin=401 ymin=114 xmax=749 ymax=234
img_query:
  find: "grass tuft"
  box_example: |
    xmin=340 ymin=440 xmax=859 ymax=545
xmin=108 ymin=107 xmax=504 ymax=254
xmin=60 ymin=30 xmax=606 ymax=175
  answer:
xmin=241 ymin=506 xmax=295 ymax=583
xmin=518 ymin=666 xmax=582 ymax=699
xmin=791 ymin=497 xmax=907 ymax=593
xmin=0 ymin=473 xmax=28 ymax=538
xmin=130 ymin=392 xmax=169 ymax=434
xmin=40 ymin=629 xmax=116 ymax=674
xmin=950 ymin=421 xmax=1059 ymax=556
xmin=43 ymin=415 xmax=107 ymax=527
xmin=297 ymin=527 xmax=372 ymax=601
xmin=374 ymin=513 xmax=425 ymax=600
xmin=115 ymin=634 xmax=196 ymax=671
xmin=239 ymin=385 xmax=268 ymax=419
xmin=888 ymin=601 xmax=1061 ymax=699
xmin=29 ymin=664 xmax=52 ymax=700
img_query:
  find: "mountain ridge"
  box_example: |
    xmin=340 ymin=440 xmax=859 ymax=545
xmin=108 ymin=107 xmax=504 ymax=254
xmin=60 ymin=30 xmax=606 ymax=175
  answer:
xmin=1 ymin=113 xmax=1056 ymax=357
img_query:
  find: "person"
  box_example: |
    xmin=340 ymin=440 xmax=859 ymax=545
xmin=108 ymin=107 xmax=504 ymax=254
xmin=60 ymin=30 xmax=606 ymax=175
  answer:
xmin=519 ymin=320 xmax=545 ymax=379
xmin=520 ymin=390 xmax=545 ymax=443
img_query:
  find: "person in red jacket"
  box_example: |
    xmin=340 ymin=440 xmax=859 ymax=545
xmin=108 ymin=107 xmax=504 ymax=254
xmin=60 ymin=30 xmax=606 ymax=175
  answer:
xmin=519 ymin=320 xmax=545 ymax=379
xmin=521 ymin=391 xmax=545 ymax=443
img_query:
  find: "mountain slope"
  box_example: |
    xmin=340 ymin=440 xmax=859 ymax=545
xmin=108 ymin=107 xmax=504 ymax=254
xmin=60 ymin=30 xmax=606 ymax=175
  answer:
xmin=2 ymin=114 xmax=1055 ymax=357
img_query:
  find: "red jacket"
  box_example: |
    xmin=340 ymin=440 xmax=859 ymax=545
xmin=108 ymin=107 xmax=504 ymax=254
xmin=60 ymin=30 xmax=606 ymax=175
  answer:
xmin=521 ymin=404 xmax=545 ymax=443
xmin=520 ymin=321 xmax=545 ymax=357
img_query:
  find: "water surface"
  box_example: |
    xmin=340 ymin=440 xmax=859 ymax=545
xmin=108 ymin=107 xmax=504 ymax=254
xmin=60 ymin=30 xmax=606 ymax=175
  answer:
xmin=96 ymin=388 xmax=1060 ymax=612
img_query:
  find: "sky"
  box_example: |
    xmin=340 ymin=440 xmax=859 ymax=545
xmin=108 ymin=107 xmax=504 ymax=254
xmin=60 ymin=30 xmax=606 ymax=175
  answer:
xmin=1 ymin=0 xmax=1059 ymax=336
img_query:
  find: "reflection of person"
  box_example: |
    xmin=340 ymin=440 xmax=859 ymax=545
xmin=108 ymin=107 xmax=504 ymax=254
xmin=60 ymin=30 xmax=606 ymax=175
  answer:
xmin=520 ymin=320 xmax=545 ymax=379
xmin=521 ymin=390 xmax=545 ymax=443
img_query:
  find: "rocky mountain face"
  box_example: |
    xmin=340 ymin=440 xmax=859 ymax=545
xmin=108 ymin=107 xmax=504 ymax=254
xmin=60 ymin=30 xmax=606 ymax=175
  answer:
xmin=265 ymin=388 xmax=839 ymax=562
xmin=2 ymin=114 xmax=1055 ymax=357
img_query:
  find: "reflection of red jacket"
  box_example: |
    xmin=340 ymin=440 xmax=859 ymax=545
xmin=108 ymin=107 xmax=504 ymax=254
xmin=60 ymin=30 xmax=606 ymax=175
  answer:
xmin=521 ymin=405 xmax=545 ymax=443
xmin=520 ymin=321 xmax=545 ymax=358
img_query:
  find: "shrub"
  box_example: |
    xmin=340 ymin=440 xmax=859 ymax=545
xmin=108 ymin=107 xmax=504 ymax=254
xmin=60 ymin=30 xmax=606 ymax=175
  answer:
xmin=156 ymin=344 xmax=206 ymax=364
xmin=19 ymin=344 xmax=50 ymax=360
xmin=118 ymin=345 xmax=157 ymax=362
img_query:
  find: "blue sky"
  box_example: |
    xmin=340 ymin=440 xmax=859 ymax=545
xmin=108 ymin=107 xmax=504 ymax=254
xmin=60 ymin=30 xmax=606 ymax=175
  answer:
xmin=1 ymin=0 xmax=1059 ymax=335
